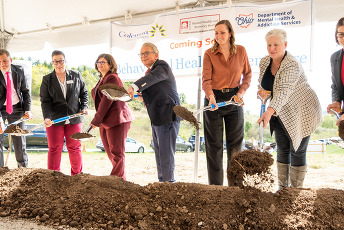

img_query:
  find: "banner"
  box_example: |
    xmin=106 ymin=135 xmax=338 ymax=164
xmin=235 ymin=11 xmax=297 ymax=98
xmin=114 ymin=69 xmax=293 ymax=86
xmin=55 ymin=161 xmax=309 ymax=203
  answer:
xmin=111 ymin=0 xmax=312 ymax=80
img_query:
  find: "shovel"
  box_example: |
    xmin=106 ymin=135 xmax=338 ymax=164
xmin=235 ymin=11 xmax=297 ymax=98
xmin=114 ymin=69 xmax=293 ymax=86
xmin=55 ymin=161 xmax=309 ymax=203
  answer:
xmin=9 ymin=112 xmax=86 ymax=136
xmin=257 ymin=90 xmax=271 ymax=151
xmin=3 ymin=116 xmax=29 ymax=133
xmin=70 ymin=125 xmax=94 ymax=141
xmin=174 ymin=96 xmax=243 ymax=130
xmin=328 ymin=107 xmax=341 ymax=120
xmin=99 ymin=83 xmax=138 ymax=102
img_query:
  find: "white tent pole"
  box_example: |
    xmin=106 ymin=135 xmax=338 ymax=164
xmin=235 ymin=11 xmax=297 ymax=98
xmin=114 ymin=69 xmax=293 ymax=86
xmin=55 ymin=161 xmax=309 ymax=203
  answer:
xmin=194 ymin=75 xmax=202 ymax=182
xmin=0 ymin=0 xmax=4 ymax=32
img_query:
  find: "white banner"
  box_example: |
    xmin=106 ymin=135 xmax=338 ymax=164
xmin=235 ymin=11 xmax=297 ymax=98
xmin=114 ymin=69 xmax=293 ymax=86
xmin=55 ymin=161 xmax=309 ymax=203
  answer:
xmin=111 ymin=0 xmax=312 ymax=80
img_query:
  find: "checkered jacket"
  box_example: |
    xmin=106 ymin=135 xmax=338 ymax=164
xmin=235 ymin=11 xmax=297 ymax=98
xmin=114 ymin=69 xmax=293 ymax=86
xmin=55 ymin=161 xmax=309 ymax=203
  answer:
xmin=258 ymin=52 xmax=323 ymax=151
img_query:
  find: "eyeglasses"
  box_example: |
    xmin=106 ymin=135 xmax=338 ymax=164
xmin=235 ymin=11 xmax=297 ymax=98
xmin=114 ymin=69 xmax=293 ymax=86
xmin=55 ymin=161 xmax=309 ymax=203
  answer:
xmin=138 ymin=51 xmax=155 ymax=57
xmin=96 ymin=61 xmax=108 ymax=65
xmin=52 ymin=60 xmax=65 ymax=65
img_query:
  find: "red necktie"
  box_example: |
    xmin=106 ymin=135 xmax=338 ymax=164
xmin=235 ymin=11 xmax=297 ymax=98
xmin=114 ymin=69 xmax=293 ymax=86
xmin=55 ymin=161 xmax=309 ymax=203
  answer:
xmin=6 ymin=72 xmax=13 ymax=114
xmin=145 ymin=68 xmax=151 ymax=75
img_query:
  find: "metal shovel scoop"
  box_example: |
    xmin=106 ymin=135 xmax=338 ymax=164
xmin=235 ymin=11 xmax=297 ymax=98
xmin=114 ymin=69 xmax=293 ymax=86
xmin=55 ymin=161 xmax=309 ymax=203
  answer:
xmin=3 ymin=116 xmax=29 ymax=134
xmin=9 ymin=112 xmax=86 ymax=136
xmin=99 ymin=83 xmax=138 ymax=102
xmin=329 ymin=108 xmax=341 ymax=120
xmin=70 ymin=125 xmax=94 ymax=141
xmin=257 ymin=90 xmax=271 ymax=151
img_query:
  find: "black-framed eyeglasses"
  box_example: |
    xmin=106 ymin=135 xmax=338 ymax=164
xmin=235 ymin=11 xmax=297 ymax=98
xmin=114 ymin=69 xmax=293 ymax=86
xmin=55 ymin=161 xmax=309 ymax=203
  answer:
xmin=138 ymin=51 xmax=155 ymax=57
xmin=96 ymin=61 xmax=108 ymax=65
xmin=52 ymin=60 xmax=65 ymax=65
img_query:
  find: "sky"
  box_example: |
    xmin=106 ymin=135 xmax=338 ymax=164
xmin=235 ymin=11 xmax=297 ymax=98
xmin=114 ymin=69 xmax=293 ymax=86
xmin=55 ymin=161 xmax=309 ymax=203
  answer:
xmin=12 ymin=21 xmax=340 ymax=116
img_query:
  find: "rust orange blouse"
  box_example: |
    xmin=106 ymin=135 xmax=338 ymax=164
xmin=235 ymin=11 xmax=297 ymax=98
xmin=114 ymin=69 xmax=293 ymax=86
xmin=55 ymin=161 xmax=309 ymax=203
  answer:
xmin=202 ymin=45 xmax=252 ymax=98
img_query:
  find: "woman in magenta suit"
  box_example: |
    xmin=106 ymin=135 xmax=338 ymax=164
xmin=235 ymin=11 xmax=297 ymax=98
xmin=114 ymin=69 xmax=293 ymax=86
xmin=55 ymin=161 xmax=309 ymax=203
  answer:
xmin=90 ymin=54 xmax=133 ymax=180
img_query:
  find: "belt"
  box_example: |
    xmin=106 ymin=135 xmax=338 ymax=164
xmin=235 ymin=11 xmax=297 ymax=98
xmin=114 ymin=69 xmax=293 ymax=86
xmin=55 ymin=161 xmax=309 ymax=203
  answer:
xmin=214 ymin=88 xmax=238 ymax=93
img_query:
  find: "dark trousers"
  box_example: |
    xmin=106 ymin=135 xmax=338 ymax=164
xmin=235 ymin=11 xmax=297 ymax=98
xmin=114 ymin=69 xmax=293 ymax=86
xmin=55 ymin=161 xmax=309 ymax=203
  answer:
xmin=203 ymin=89 xmax=244 ymax=185
xmin=99 ymin=122 xmax=131 ymax=180
xmin=152 ymin=120 xmax=180 ymax=182
xmin=0 ymin=106 xmax=27 ymax=167
xmin=274 ymin=117 xmax=310 ymax=166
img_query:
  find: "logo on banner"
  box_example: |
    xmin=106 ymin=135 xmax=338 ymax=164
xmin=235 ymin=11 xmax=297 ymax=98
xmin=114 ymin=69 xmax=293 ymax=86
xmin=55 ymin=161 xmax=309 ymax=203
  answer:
xmin=149 ymin=24 xmax=166 ymax=37
xmin=235 ymin=13 xmax=254 ymax=28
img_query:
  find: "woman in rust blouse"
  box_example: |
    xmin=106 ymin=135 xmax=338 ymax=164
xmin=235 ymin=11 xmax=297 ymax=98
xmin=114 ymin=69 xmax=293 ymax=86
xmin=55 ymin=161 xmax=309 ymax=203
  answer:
xmin=90 ymin=54 xmax=133 ymax=180
xmin=202 ymin=20 xmax=252 ymax=185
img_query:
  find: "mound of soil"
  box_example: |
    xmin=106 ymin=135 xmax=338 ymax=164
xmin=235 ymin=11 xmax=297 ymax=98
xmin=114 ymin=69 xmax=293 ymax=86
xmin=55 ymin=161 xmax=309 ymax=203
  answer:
xmin=0 ymin=167 xmax=343 ymax=229
xmin=339 ymin=120 xmax=344 ymax=140
xmin=228 ymin=150 xmax=274 ymax=189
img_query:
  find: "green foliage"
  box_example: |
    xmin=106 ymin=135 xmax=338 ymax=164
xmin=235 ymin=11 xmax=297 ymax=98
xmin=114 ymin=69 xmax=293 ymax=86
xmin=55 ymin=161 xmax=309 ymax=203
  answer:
xmin=244 ymin=121 xmax=252 ymax=133
xmin=31 ymin=64 xmax=51 ymax=97
xmin=179 ymin=93 xmax=187 ymax=104
xmin=321 ymin=114 xmax=337 ymax=129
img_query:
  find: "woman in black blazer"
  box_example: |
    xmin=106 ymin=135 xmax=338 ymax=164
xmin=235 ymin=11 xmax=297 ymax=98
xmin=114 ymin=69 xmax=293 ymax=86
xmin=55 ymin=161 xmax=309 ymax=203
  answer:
xmin=327 ymin=17 xmax=344 ymax=125
xmin=40 ymin=50 xmax=88 ymax=176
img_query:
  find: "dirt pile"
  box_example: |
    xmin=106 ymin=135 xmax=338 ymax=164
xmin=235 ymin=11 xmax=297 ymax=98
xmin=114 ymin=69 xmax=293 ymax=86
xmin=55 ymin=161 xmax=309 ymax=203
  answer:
xmin=0 ymin=167 xmax=343 ymax=229
xmin=228 ymin=150 xmax=274 ymax=191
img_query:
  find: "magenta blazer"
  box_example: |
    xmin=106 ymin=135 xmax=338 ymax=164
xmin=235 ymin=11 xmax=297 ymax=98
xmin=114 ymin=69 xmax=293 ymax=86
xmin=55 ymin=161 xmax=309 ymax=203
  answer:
xmin=91 ymin=72 xmax=133 ymax=129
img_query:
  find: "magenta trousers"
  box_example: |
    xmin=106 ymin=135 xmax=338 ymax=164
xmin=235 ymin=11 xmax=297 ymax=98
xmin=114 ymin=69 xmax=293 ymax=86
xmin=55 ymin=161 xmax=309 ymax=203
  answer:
xmin=46 ymin=123 xmax=83 ymax=176
xmin=99 ymin=122 xmax=131 ymax=180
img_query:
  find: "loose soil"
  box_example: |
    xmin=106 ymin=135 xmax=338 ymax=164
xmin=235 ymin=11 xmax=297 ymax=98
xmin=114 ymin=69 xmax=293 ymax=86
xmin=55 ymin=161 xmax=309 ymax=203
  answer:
xmin=70 ymin=132 xmax=94 ymax=140
xmin=339 ymin=120 xmax=344 ymax=140
xmin=0 ymin=150 xmax=343 ymax=229
xmin=173 ymin=105 xmax=199 ymax=130
xmin=4 ymin=124 xmax=29 ymax=134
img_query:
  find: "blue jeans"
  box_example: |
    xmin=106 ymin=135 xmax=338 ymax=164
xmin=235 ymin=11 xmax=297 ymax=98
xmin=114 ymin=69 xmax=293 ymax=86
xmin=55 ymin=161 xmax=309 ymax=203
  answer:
xmin=274 ymin=117 xmax=310 ymax=166
xmin=152 ymin=120 xmax=180 ymax=182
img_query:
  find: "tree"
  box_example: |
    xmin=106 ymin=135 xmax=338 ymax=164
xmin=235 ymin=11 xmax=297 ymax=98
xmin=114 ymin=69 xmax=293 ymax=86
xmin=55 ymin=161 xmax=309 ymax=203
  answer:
xmin=244 ymin=121 xmax=252 ymax=133
xmin=31 ymin=64 xmax=51 ymax=97
xmin=179 ymin=93 xmax=187 ymax=104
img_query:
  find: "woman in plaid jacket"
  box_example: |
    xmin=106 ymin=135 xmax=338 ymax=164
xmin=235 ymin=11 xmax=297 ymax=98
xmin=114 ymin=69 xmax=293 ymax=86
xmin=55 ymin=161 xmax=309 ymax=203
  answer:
xmin=257 ymin=29 xmax=322 ymax=189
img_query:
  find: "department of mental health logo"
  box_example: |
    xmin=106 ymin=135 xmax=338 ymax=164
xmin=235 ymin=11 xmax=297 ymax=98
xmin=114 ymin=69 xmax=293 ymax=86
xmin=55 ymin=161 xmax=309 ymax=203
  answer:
xmin=235 ymin=13 xmax=254 ymax=28
xmin=149 ymin=24 xmax=166 ymax=37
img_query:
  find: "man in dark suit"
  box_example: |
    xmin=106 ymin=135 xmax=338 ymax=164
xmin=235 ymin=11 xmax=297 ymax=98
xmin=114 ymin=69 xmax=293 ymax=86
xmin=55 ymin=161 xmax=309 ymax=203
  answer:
xmin=40 ymin=50 xmax=88 ymax=175
xmin=0 ymin=49 xmax=33 ymax=167
xmin=127 ymin=42 xmax=181 ymax=182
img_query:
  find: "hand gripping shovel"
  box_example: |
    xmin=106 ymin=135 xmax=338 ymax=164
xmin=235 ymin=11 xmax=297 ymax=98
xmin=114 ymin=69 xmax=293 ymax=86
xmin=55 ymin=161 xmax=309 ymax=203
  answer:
xmin=98 ymin=83 xmax=138 ymax=102
xmin=174 ymin=96 xmax=244 ymax=130
xmin=257 ymin=90 xmax=271 ymax=151
xmin=8 ymin=112 xmax=86 ymax=136
xmin=70 ymin=125 xmax=94 ymax=141
xmin=328 ymin=107 xmax=344 ymax=140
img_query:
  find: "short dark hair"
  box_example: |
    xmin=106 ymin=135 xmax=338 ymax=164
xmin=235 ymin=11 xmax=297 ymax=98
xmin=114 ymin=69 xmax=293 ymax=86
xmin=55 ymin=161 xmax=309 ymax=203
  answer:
xmin=95 ymin=54 xmax=118 ymax=76
xmin=52 ymin=50 xmax=65 ymax=59
xmin=0 ymin=49 xmax=11 ymax=58
xmin=335 ymin=17 xmax=344 ymax=45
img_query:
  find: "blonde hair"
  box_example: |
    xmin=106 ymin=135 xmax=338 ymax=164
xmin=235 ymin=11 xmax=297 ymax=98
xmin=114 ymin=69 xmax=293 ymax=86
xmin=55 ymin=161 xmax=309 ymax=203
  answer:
xmin=265 ymin=29 xmax=287 ymax=44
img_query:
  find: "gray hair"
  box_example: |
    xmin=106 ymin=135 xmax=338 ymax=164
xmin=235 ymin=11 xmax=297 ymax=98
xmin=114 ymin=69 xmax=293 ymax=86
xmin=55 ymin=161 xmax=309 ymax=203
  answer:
xmin=142 ymin=42 xmax=159 ymax=54
xmin=265 ymin=29 xmax=287 ymax=44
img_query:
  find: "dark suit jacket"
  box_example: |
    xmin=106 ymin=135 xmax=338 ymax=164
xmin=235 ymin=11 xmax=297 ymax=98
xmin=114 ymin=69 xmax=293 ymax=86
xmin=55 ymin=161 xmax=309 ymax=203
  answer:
xmin=331 ymin=49 xmax=344 ymax=104
xmin=0 ymin=64 xmax=31 ymax=116
xmin=135 ymin=59 xmax=181 ymax=126
xmin=40 ymin=69 xmax=88 ymax=125
xmin=91 ymin=73 xmax=133 ymax=129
